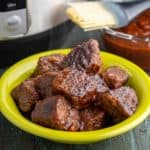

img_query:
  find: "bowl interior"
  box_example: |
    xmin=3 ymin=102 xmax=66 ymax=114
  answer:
xmin=0 ymin=49 xmax=150 ymax=144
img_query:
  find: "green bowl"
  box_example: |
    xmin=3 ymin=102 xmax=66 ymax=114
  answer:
xmin=0 ymin=49 xmax=150 ymax=144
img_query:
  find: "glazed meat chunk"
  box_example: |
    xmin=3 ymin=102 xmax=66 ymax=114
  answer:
xmin=52 ymin=67 xmax=108 ymax=109
xmin=34 ymin=54 xmax=64 ymax=76
xmin=80 ymin=106 xmax=106 ymax=131
xmin=35 ymin=72 xmax=57 ymax=98
xmin=62 ymin=39 xmax=102 ymax=74
xmin=12 ymin=79 xmax=40 ymax=113
xmin=66 ymin=108 xmax=81 ymax=131
xmin=102 ymin=66 xmax=129 ymax=89
xmin=31 ymin=96 xmax=81 ymax=131
xmin=99 ymin=86 xmax=138 ymax=123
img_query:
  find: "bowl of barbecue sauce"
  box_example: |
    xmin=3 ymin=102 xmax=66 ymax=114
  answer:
xmin=103 ymin=9 xmax=150 ymax=71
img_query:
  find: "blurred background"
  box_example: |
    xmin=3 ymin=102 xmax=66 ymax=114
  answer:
xmin=0 ymin=0 xmax=149 ymax=68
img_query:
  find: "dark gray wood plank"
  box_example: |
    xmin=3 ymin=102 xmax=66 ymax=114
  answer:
xmin=133 ymin=116 xmax=150 ymax=150
xmin=1 ymin=113 xmax=150 ymax=150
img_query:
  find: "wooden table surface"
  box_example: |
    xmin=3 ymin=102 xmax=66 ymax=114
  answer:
xmin=0 ymin=22 xmax=150 ymax=150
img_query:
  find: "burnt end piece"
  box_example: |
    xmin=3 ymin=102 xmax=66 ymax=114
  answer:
xmin=102 ymin=66 xmax=129 ymax=89
xmin=33 ymin=54 xmax=65 ymax=76
xmin=80 ymin=106 xmax=106 ymax=131
xmin=12 ymin=79 xmax=40 ymax=113
xmin=35 ymin=72 xmax=57 ymax=98
xmin=100 ymin=86 xmax=138 ymax=123
xmin=31 ymin=96 xmax=81 ymax=131
xmin=62 ymin=39 xmax=102 ymax=74
xmin=52 ymin=67 xmax=108 ymax=109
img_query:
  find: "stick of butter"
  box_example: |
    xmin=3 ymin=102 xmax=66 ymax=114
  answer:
xmin=66 ymin=2 xmax=117 ymax=31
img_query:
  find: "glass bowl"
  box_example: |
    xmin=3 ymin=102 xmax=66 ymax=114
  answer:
xmin=102 ymin=28 xmax=150 ymax=71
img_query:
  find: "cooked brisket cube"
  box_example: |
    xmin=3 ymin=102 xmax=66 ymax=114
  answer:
xmin=31 ymin=96 xmax=81 ymax=131
xmin=102 ymin=66 xmax=129 ymax=89
xmin=35 ymin=72 xmax=57 ymax=98
xmin=52 ymin=67 xmax=108 ymax=109
xmin=62 ymin=39 xmax=102 ymax=74
xmin=80 ymin=106 xmax=106 ymax=131
xmin=12 ymin=79 xmax=40 ymax=113
xmin=33 ymin=54 xmax=64 ymax=76
xmin=99 ymin=86 xmax=138 ymax=122
xmin=66 ymin=108 xmax=81 ymax=131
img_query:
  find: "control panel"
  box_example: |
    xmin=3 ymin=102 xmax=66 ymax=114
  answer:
xmin=0 ymin=0 xmax=28 ymax=38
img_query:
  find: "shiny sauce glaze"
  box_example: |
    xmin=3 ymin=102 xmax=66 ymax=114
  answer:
xmin=117 ymin=9 xmax=150 ymax=37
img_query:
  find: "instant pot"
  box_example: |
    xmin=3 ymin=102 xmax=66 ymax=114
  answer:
xmin=0 ymin=0 xmax=74 ymax=39
xmin=0 ymin=0 xmax=83 ymax=66
xmin=0 ymin=0 xmax=146 ymax=67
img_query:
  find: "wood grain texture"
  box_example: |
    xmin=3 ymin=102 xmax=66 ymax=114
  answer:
xmin=0 ymin=22 xmax=150 ymax=150
xmin=0 ymin=115 xmax=150 ymax=150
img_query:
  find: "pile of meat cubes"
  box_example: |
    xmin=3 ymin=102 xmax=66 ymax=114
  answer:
xmin=12 ymin=39 xmax=138 ymax=131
